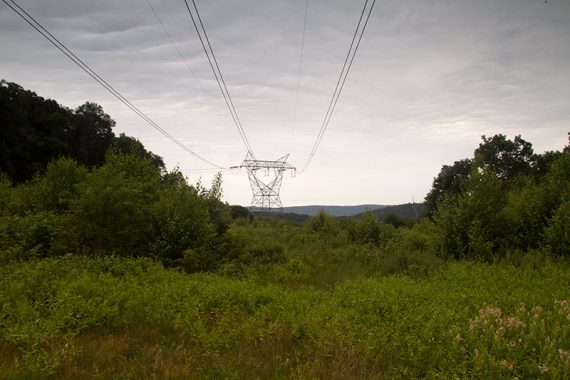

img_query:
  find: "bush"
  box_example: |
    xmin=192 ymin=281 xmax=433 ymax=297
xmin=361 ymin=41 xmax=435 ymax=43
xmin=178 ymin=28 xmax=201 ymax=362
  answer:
xmin=347 ymin=212 xmax=398 ymax=247
xmin=151 ymin=175 xmax=215 ymax=266
xmin=376 ymin=250 xmax=445 ymax=279
xmin=0 ymin=212 xmax=73 ymax=263
xmin=32 ymin=157 xmax=87 ymax=213
xmin=71 ymin=152 xmax=161 ymax=256
xmin=433 ymin=172 xmax=510 ymax=260
xmin=306 ymin=211 xmax=338 ymax=235
xmin=386 ymin=220 xmax=436 ymax=253
xmin=544 ymin=196 xmax=570 ymax=256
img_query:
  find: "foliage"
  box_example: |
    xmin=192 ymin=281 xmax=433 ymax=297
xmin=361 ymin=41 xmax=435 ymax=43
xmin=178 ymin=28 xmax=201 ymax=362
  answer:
xmin=151 ymin=171 xmax=216 ymax=266
xmin=1 ymin=256 xmax=569 ymax=378
xmin=0 ymin=80 xmax=73 ymax=182
xmin=71 ymin=152 xmax=161 ymax=256
xmin=112 ymin=133 xmax=166 ymax=172
xmin=69 ymin=102 xmax=115 ymax=168
xmin=427 ymin=134 xmax=569 ymax=260
xmin=2 ymin=81 xmax=570 ymax=377
xmin=29 ymin=158 xmax=88 ymax=214
xmin=425 ymin=158 xmax=472 ymax=213
xmin=474 ymin=134 xmax=535 ymax=181
xmin=346 ymin=212 xmax=397 ymax=246
xmin=544 ymin=196 xmax=570 ymax=256
xmin=384 ymin=212 xmax=409 ymax=228
xmin=306 ymin=210 xmax=339 ymax=236
xmin=0 ymin=213 xmax=73 ymax=264
xmin=196 ymin=173 xmax=232 ymax=235
xmin=230 ymin=204 xmax=250 ymax=220
xmin=0 ymin=150 xmax=235 ymax=268
xmin=0 ymin=80 xmax=164 ymax=183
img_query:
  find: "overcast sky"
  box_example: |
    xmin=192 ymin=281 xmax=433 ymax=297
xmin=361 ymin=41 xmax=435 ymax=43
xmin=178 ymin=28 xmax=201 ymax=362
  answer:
xmin=1 ymin=0 xmax=569 ymax=206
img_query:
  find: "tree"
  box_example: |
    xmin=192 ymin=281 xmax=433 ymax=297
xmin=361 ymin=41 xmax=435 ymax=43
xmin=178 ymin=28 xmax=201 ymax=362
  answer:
xmin=196 ymin=173 xmax=232 ymax=235
xmin=426 ymin=135 xmax=539 ymax=214
xmin=31 ymin=157 xmax=88 ymax=214
xmin=474 ymin=134 xmax=535 ymax=181
xmin=152 ymin=172 xmax=216 ymax=266
xmin=425 ymin=159 xmax=472 ymax=214
xmin=0 ymin=80 xmax=73 ymax=182
xmin=69 ymin=102 xmax=115 ymax=168
xmin=112 ymin=133 xmax=165 ymax=173
xmin=72 ymin=152 xmax=161 ymax=255
xmin=230 ymin=205 xmax=250 ymax=220
xmin=384 ymin=213 xmax=407 ymax=228
xmin=433 ymin=171 xmax=508 ymax=260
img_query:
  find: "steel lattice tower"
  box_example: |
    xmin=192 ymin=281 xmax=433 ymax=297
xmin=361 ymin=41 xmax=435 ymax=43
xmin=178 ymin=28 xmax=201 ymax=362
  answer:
xmin=232 ymin=152 xmax=296 ymax=210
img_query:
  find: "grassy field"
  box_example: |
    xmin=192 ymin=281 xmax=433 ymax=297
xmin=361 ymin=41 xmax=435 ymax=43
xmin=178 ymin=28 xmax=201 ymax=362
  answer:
xmin=1 ymin=245 xmax=569 ymax=379
xmin=2 ymin=82 xmax=568 ymax=378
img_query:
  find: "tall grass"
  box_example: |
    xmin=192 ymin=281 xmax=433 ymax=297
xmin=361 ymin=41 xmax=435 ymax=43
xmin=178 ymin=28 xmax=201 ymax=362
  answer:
xmin=1 ymin=255 xmax=568 ymax=379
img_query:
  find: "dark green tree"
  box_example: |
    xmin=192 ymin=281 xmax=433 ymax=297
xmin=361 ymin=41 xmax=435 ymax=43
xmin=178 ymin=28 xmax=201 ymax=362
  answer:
xmin=424 ymin=159 xmax=472 ymax=214
xmin=230 ymin=205 xmax=250 ymax=220
xmin=0 ymin=80 xmax=73 ymax=182
xmin=69 ymin=102 xmax=115 ymax=168
xmin=474 ymin=134 xmax=535 ymax=181
xmin=112 ymin=133 xmax=166 ymax=173
xmin=71 ymin=152 xmax=161 ymax=255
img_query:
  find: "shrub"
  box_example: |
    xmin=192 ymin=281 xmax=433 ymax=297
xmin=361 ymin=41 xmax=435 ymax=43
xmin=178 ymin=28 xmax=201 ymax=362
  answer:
xmin=544 ymin=196 xmax=570 ymax=256
xmin=0 ymin=212 xmax=73 ymax=262
xmin=306 ymin=211 xmax=338 ymax=235
xmin=71 ymin=152 xmax=161 ymax=256
xmin=151 ymin=177 xmax=215 ymax=266
xmin=32 ymin=157 xmax=87 ymax=213
xmin=347 ymin=212 xmax=397 ymax=247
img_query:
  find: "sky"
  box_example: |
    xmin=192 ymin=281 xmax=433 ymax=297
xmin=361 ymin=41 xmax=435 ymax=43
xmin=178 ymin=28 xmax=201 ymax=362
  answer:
xmin=1 ymin=0 xmax=569 ymax=206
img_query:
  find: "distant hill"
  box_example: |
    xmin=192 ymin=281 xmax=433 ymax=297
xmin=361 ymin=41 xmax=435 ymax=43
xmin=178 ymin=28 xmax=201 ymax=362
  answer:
xmin=278 ymin=204 xmax=386 ymax=217
xmin=249 ymin=203 xmax=426 ymax=221
xmin=354 ymin=203 xmax=426 ymax=220
xmin=250 ymin=211 xmax=309 ymax=224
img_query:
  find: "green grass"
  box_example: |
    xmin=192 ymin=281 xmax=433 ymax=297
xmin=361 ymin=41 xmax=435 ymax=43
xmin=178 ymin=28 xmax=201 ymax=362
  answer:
xmin=1 ymin=254 xmax=569 ymax=379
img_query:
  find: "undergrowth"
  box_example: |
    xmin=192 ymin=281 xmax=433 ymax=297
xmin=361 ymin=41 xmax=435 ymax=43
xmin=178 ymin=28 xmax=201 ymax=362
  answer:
xmin=1 ymin=255 xmax=568 ymax=379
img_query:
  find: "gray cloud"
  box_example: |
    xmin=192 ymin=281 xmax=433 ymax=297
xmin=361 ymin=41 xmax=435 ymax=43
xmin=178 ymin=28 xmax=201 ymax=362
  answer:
xmin=1 ymin=0 xmax=569 ymax=206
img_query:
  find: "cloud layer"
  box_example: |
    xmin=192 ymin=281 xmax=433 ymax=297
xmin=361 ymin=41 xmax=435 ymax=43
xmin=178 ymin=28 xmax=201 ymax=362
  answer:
xmin=1 ymin=0 xmax=569 ymax=205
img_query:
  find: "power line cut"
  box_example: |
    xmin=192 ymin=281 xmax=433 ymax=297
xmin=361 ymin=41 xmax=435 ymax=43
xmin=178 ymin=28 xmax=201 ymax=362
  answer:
xmin=183 ymin=0 xmax=255 ymax=158
xmin=300 ymin=0 xmax=376 ymax=172
xmin=3 ymin=0 xmax=225 ymax=169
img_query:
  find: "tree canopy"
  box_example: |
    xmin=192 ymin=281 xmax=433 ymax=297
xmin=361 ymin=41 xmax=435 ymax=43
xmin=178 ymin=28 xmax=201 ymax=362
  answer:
xmin=0 ymin=80 xmax=164 ymax=182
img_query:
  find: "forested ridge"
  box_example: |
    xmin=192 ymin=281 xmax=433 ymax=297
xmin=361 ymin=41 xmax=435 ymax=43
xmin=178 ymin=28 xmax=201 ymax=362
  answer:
xmin=1 ymin=81 xmax=569 ymax=378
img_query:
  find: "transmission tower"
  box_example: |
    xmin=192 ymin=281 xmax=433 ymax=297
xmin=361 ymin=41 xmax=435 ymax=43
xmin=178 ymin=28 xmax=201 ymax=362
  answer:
xmin=232 ymin=152 xmax=296 ymax=210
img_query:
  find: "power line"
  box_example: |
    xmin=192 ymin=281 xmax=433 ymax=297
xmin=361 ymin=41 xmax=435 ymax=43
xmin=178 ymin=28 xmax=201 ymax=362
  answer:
xmin=144 ymin=0 xmax=212 ymax=102
xmin=183 ymin=0 xmax=255 ymax=158
xmin=300 ymin=0 xmax=376 ymax=172
xmin=3 ymin=0 xmax=225 ymax=169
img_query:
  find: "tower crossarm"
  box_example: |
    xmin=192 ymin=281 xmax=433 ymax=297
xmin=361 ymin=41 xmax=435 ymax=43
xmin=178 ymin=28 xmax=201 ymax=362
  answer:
xmin=237 ymin=154 xmax=296 ymax=171
xmin=232 ymin=152 xmax=295 ymax=211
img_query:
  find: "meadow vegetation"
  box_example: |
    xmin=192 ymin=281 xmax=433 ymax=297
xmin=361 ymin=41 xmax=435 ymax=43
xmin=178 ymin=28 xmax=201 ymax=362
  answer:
xmin=1 ymin=81 xmax=569 ymax=378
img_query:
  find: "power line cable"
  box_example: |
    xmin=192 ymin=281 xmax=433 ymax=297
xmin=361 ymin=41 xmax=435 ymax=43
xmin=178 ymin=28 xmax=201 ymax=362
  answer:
xmin=183 ymin=0 xmax=255 ymax=158
xmin=144 ymin=0 xmax=212 ymax=102
xmin=3 ymin=0 xmax=225 ymax=169
xmin=300 ymin=0 xmax=376 ymax=172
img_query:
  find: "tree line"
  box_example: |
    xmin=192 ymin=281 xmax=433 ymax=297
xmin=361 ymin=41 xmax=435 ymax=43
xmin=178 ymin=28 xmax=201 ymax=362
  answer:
xmin=0 ymin=80 xmax=568 ymax=269
xmin=0 ymin=80 xmax=164 ymax=182
xmin=426 ymin=134 xmax=569 ymax=258
xmin=0 ymin=80 xmax=240 ymax=270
